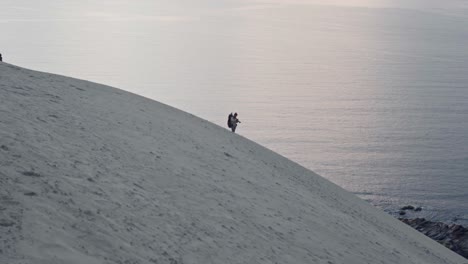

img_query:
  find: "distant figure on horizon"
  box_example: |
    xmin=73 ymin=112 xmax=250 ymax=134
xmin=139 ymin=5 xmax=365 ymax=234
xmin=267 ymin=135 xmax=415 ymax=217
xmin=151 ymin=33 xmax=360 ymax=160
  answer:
xmin=0 ymin=53 xmax=2 ymax=62
xmin=228 ymin=112 xmax=241 ymax=133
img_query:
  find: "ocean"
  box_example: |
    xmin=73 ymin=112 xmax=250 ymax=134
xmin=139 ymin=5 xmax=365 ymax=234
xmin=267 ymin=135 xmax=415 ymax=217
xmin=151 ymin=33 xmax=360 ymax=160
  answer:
xmin=1 ymin=0 xmax=468 ymax=224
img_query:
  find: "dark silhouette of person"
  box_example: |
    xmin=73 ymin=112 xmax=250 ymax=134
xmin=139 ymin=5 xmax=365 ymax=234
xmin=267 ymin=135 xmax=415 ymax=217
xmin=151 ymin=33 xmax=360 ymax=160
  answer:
xmin=227 ymin=113 xmax=233 ymax=128
xmin=0 ymin=53 xmax=2 ymax=62
xmin=230 ymin=112 xmax=241 ymax=133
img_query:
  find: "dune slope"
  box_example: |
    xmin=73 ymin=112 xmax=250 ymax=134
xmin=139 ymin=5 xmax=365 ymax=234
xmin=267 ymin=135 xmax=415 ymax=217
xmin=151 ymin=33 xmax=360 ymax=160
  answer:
xmin=0 ymin=63 xmax=466 ymax=264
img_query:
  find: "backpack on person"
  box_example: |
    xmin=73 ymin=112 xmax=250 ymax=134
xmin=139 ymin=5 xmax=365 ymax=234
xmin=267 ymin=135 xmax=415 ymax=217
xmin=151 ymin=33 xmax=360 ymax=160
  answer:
xmin=227 ymin=113 xmax=233 ymax=128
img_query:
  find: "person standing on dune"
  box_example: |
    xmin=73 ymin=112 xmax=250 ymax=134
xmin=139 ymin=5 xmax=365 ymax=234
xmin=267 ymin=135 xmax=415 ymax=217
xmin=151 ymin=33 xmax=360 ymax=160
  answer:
xmin=229 ymin=112 xmax=241 ymax=133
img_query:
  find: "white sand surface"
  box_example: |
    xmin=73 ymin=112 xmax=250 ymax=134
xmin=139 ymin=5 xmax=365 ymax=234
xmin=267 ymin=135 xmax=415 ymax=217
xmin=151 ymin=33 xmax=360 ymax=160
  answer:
xmin=0 ymin=62 xmax=466 ymax=264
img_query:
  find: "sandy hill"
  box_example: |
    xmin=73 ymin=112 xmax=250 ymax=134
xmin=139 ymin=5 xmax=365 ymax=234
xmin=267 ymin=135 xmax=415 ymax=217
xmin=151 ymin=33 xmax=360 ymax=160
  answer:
xmin=0 ymin=62 xmax=466 ymax=264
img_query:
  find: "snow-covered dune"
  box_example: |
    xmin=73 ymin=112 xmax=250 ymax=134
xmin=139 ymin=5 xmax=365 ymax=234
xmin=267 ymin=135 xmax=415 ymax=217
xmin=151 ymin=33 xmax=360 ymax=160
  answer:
xmin=0 ymin=62 xmax=466 ymax=264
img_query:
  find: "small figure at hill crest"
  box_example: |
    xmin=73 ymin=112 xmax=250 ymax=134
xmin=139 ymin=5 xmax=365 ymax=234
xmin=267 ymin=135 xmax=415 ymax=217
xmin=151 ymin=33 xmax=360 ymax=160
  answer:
xmin=227 ymin=112 xmax=241 ymax=133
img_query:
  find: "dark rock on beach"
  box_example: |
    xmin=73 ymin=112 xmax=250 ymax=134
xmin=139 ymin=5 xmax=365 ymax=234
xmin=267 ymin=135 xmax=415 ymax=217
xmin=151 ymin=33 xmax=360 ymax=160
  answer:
xmin=400 ymin=218 xmax=468 ymax=259
xmin=400 ymin=205 xmax=422 ymax=212
xmin=401 ymin=205 xmax=415 ymax=210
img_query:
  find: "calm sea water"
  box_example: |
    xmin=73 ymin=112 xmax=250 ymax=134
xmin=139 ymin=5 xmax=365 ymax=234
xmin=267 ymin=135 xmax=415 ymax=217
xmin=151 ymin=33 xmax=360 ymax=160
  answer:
xmin=2 ymin=0 xmax=468 ymax=224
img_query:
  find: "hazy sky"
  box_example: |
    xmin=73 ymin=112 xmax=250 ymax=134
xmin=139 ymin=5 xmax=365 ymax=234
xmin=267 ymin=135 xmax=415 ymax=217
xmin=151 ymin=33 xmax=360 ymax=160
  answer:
xmin=2 ymin=0 xmax=468 ymax=22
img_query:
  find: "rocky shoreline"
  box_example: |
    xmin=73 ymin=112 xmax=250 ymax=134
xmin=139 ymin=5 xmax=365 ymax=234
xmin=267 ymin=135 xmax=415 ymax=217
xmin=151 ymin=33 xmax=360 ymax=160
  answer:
xmin=399 ymin=218 xmax=468 ymax=259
